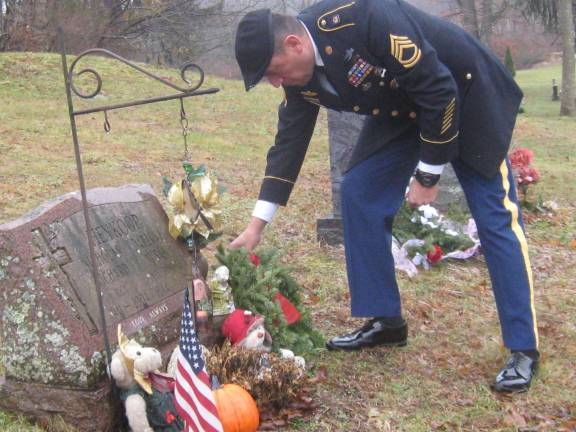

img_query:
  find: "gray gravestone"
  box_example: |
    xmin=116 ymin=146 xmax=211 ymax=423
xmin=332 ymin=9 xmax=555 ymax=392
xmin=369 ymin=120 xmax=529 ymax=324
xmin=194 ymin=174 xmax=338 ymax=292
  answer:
xmin=317 ymin=111 xmax=361 ymax=245
xmin=0 ymin=184 xmax=216 ymax=430
xmin=317 ymin=110 xmax=468 ymax=245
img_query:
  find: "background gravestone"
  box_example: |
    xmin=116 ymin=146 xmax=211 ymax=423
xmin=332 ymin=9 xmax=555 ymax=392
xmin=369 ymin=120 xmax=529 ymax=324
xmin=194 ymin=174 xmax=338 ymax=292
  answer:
xmin=317 ymin=110 xmax=468 ymax=245
xmin=0 ymin=184 xmax=215 ymax=431
xmin=316 ymin=111 xmax=361 ymax=245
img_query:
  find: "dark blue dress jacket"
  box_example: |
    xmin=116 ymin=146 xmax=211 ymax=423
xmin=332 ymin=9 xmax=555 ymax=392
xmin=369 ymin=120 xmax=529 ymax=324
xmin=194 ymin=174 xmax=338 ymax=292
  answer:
xmin=259 ymin=0 xmax=523 ymax=205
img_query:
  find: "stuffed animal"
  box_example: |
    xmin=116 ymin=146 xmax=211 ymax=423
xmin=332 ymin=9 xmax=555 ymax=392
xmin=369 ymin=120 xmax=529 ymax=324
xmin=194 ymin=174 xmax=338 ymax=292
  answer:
xmin=221 ymin=309 xmax=272 ymax=351
xmin=110 ymin=326 xmax=184 ymax=432
xmin=221 ymin=310 xmax=305 ymax=368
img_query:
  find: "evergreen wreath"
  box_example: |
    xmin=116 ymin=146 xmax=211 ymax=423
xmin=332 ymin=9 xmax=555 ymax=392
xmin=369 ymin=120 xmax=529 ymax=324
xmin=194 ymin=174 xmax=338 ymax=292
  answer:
xmin=393 ymin=203 xmax=475 ymax=258
xmin=215 ymin=245 xmax=324 ymax=355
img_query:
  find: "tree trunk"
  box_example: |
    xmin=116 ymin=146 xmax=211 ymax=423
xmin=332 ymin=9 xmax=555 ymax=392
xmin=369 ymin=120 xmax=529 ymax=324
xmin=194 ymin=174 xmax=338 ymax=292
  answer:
xmin=559 ymin=0 xmax=575 ymax=116
xmin=481 ymin=0 xmax=494 ymax=45
xmin=0 ymin=1 xmax=4 ymax=39
xmin=460 ymin=0 xmax=481 ymax=39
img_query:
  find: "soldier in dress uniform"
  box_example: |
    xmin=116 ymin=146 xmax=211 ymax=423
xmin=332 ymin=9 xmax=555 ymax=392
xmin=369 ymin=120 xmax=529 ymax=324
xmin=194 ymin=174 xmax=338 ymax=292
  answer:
xmin=230 ymin=0 xmax=540 ymax=393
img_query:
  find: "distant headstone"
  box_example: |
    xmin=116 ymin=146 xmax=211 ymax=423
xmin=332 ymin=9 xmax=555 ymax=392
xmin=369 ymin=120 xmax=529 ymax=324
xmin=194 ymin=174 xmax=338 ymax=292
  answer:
xmin=317 ymin=111 xmax=468 ymax=245
xmin=0 ymin=184 xmax=217 ymax=430
xmin=317 ymin=111 xmax=361 ymax=245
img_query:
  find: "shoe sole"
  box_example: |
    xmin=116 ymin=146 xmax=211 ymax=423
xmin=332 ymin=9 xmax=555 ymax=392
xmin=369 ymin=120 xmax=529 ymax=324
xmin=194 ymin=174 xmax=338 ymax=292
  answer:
xmin=490 ymin=383 xmax=530 ymax=393
xmin=326 ymin=340 xmax=407 ymax=351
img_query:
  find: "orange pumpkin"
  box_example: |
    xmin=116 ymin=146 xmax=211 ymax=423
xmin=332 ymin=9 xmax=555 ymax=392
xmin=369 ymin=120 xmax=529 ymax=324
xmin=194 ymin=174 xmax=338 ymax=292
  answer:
xmin=212 ymin=378 xmax=259 ymax=432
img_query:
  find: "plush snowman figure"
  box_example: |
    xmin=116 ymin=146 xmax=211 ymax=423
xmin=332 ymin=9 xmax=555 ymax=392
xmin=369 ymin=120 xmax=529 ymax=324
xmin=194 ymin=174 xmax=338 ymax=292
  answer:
xmin=221 ymin=310 xmax=305 ymax=368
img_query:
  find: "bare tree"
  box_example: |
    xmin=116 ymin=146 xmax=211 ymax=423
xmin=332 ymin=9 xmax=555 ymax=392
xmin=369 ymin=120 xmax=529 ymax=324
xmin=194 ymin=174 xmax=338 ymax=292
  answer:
xmin=520 ymin=0 xmax=575 ymax=116
xmin=0 ymin=0 xmax=260 ymax=59
xmin=456 ymin=0 xmax=482 ymax=38
xmin=451 ymin=0 xmax=514 ymax=43
xmin=559 ymin=0 xmax=575 ymax=115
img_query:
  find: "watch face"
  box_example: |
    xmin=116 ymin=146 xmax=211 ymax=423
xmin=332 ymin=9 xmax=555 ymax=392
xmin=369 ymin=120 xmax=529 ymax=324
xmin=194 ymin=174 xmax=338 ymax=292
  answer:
xmin=415 ymin=170 xmax=440 ymax=187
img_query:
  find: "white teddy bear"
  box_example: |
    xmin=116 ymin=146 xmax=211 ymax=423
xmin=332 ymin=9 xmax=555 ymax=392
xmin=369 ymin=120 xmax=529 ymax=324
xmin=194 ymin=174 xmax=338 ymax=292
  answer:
xmin=110 ymin=326 xmax=183 ymax=432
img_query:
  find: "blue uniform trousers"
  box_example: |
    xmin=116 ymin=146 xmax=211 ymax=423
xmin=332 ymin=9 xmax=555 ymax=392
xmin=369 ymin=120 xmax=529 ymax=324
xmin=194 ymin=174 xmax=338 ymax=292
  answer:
xmin=340 ymin=137 xmax=538 ymax=351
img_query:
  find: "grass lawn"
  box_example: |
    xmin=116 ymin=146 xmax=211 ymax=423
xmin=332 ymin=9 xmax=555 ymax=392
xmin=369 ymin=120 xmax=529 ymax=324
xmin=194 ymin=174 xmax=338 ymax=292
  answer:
xmin=1 ymin=53 xmax=575 ymax=431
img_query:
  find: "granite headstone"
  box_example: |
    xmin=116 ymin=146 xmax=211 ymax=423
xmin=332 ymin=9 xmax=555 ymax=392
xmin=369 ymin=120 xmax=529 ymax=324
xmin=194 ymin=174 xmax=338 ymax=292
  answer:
xmin=317 ymin=110 xmax=468 ymax=245
xmin=0 ymin=184 xmax=217 ymax=430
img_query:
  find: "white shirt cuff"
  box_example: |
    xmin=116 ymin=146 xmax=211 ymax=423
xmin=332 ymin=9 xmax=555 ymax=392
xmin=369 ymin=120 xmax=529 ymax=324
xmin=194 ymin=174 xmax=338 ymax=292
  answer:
xmin=252 ymin=200 xmax=279 ymax=223
xmin=417 ymin=161 xmax=446 ymax=175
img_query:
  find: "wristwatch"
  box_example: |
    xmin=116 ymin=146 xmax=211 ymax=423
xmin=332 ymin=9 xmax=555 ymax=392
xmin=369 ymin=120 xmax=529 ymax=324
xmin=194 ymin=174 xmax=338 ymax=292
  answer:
xmin=414 ymin=168 xmax=441 ymax=188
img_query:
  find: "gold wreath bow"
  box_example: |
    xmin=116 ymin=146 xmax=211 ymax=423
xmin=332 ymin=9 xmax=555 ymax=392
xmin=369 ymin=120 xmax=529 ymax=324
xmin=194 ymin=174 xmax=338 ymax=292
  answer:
xmin=167 ymin=173 xmax=222 ymax=240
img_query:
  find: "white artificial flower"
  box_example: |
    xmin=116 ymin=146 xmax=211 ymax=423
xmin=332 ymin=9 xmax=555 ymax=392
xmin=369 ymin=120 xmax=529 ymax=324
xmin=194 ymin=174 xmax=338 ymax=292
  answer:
xmin=412 ymin=253 xmax=424 ymax=266
xmin=418 ymin=204 xmax=439 ymax=220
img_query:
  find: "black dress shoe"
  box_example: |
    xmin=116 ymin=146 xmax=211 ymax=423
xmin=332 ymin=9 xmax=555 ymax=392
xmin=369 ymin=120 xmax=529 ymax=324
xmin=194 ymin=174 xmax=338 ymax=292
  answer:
xmin=491 ymin=352 xmax=538 ymax=393
xmin=326 ymin=318 xmax=408 ymax=351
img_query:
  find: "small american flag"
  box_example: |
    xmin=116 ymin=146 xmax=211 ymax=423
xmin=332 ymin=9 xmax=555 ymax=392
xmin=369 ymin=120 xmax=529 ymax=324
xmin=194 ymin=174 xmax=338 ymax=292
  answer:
xmin=174 ymin=288 xmax=223 ymax=432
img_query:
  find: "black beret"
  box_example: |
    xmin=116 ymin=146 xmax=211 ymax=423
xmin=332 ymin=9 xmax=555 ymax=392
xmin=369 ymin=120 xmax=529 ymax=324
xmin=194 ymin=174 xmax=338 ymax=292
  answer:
xmin=235 ymin=9 xmax=274 ymax=91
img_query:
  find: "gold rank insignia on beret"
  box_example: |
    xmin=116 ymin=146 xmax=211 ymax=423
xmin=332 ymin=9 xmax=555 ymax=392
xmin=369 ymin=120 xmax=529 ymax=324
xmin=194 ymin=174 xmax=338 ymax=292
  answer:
xmin=389 ymin=34 xmax=422 ymax=68
xmin=317 ymin=2 xmax=356 ymax=32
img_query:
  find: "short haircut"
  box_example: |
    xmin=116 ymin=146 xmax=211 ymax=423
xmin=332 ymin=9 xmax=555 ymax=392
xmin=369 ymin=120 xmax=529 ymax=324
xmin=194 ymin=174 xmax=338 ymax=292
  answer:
xmin=271 ymin=13 xmax=305 ymax=53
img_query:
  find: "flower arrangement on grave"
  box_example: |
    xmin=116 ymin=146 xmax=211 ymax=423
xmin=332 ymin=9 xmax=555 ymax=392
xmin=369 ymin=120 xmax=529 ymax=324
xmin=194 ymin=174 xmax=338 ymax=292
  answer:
xmin=162 ymin=162 xmax=223 ymax=248
xmin=509 ymin=147 xmax=541 ymax=208
xmin=215 ymin=245 xmax=324 ymax=355
xmin=392 ymin=203 xmax=479 ymax=275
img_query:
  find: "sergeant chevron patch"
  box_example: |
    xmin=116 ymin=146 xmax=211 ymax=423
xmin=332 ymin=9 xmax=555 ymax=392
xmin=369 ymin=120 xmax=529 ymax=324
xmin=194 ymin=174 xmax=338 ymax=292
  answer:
xmin=389 ymin=35 xmax=422 ymax=68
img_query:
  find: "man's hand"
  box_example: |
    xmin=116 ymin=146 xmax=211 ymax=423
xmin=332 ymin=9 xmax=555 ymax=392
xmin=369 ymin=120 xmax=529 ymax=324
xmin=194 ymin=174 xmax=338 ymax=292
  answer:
xmin=406 ymin=178 xmax=439 ymax=208
xmin=229 ymin=217 xmax=267 ymax=251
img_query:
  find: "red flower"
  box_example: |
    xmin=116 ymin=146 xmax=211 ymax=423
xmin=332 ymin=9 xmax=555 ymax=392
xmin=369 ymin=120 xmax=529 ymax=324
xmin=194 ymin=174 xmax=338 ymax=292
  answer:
xmin=427 ymin=244 xmax=443 ymax=265
xmin=517 ymin=166 xmax=540 ymax=185
xmin=249 ymin=253 xmax=261 ymax=266
xmin=165 ymin=410 xmax=176 ymax=424
xmin=509 ymin=148 xmax=534 ymax=169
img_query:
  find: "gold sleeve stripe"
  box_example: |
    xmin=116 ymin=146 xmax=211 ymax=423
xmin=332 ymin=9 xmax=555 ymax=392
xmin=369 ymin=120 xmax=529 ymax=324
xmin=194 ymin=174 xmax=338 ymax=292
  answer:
xmin=264 ymin=176 xmax=295 ymax=184
xmin=444 ymin=108 xmax=455 ymax=119
xmin=317 ymin=2 xmax=356 ymax=32
xmin=420 ymin=131 xmax=459 ymax=144
xmin=442 ymin=117 xmax=453 ymax=128
xmin=442 ymin=115 xmax=453 ymax=128
xmin=440 ymin=98 xmax=456 ymax=134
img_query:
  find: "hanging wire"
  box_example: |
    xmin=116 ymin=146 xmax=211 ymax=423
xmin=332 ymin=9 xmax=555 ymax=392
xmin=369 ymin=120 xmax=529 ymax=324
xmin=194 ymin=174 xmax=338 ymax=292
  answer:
xmin=103 ymin=110 xmax=111 ymax=133
xmin=180 ymin=98 xmax=190 ymax=160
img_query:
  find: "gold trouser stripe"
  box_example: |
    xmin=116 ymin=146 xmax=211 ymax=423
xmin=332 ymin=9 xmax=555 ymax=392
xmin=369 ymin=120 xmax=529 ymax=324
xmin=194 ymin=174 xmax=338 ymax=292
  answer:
xmin=264 ymin=176 xmax=295 ymax=184
xmin=500 ymin=160 xmax=539 ymax=348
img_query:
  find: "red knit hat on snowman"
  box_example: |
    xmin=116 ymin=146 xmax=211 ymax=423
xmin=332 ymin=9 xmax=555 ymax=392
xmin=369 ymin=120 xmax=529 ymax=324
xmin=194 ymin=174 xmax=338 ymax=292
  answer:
xmin=221 ymin=310 xmax=272 ymax=351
